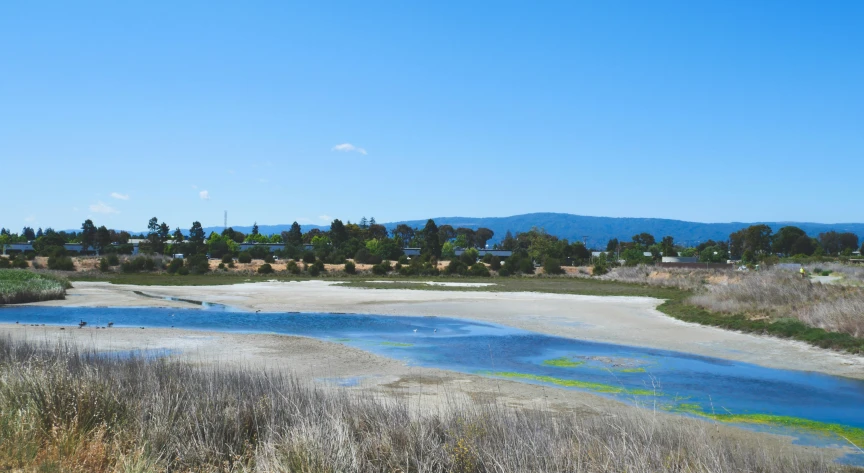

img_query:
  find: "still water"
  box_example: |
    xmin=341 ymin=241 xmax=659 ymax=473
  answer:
xmin=2 ymin=305 xmax=863 ymax=461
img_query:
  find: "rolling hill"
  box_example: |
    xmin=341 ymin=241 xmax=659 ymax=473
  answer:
xmin=202 ymin=213 xmax=864 ymax=249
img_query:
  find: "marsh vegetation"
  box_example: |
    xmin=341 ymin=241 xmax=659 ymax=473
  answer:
xmin=0 ymin=269 xmax=69 ymax=304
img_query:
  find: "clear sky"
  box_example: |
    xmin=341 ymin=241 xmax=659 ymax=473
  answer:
xmin=2 ymin=1 xmax=862 ymax=232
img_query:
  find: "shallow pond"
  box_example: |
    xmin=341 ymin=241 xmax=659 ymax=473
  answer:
xmin=2 ymin=305 xmax=863 ymax=463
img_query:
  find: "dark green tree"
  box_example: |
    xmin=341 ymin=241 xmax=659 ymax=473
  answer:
xmin=286 ymin=222 xmax=302 ymax=246
xmin=772 ymin=226 xmax=806 ymax=255
xmin=422 ymin=219 xmax=441 ymax=258
xmin=437 ymin=225 xmax=456 ymax=244
xmin=475 ymin=228 xmax=494 ymax=248
xmin=606 ymin=238 xmax=619 ymax=252
xmin=660 ymin=236 xmax=676 ymax=257
xmin=791 ymin=235 xmax=817 ymax=256
xmin=173 ymin=228 xmax=184 ymax=243
xmin=189 ymin=221 xmax=205 ymax=248
xmin=252 ymin=222 xmax=259 ymax=236
xmin=330 ymin=219 xmax=348 ymax=248
xmin=95 ymin=225 xmax=112 ymax=254
xmin=80 ymin=219 xmax=96 ymax=253
xmin=22 ymin=227 xmax=36 ymax=241
xmin=631 ymin=233 xmax=656 ymax=248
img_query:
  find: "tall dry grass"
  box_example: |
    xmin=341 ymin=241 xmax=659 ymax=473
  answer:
xmin=598 ymin=266 xmax=734 ymax=291
xmin=689 ymin=270 xmax=864 ymax=337
xmin=0 ymin=336 xmax=851 ymax=473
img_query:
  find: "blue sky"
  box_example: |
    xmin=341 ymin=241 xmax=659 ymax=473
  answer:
xmin=1 ymin=1 xmax=862 ymax=232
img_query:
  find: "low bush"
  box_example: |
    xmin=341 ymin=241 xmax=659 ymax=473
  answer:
xmin=221 ymin=254 xmax=234 ymax=264
xmin=489 ymin=255 xmax=501 ymax=271
xmin=344 ymin=261 xmax=356 ymax=274
xmin=99 ymin=258 xmax=111 ymax=272
xmin=106 ymin=253 xmax=120 ymax=266
xmin=303 ymin=251 xmax=316 ymax=264
xmin=286 ymin=260 xmax=301 ymax=275
xmin=371 ymin=260 xmax=392 ymax=275
xmin=0 ymin=258 xmax=10 ymax=269
xmin=167 ymin=258 xmax=184 ymax=274
xmin=47 ymin=255 xmax=74 ymax=271
xmin=257 ymin=263 xmax=274 ymax=274
xmin=238 ymin=252 xmax=252 ymax=264
xmin=543 ymin=258 xmax=565 ymax=275
xmin=186 ymin=255 xmax=210 ymax=274
xmin=469 ymin=262 xmax=491 ymax=277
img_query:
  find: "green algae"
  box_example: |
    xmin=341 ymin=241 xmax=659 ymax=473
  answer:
xmin=542 ymin=357 xmax=585 ymax=368
xmin=484 ymin=371 xmax=656 ymax=396
xmin=673 ymin=404 xmax=864 ymax=448
xmin=380 ymin=341 xmax=414 ymax=347
xmin=615 ymin=367 xmax=646 ymax=373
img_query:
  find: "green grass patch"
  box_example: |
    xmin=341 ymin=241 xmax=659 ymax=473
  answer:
xmin=483 ymin=371 xmax=656 ymax=396
xmin=542 ymin=357 xmax=585 ymax=368
xmin=0 ymin=269 xmax=68 ymax=304
xmin=673 ymin=403 xmax=864 ymax=449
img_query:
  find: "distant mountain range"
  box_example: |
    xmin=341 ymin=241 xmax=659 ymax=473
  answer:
xmin=201 ymin=213 xmax=864 ymax=249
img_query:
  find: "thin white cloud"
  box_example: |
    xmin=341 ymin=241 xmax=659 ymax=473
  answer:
xmin=318 ymin=215 xmax=332 ymax=222
xmin=110 ymin=192 xmax=129 ymax=200
xmin=24 ymin=216 xmax=36 ymax=222
xmin=199 ymin=190 xmax=210 ymax=200
xmin=331 ymin=143 xmax=367 ymax=155
xmin=90 ymin=201 xmax=119 ymax=214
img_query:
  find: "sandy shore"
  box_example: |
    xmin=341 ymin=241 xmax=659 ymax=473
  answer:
xmin=27 ymin=280 xmax=864 ymax=380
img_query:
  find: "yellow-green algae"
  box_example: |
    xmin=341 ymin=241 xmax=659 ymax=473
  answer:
xmin=542 ymin=357 xmax=585 ymax=368
xmin=673 ymin=404 xmax=864 ymax=448
xmin=615 ymin=367 xmax=646 ymax=373
xmin=380 ymin=341 xmax=414 ymax=347
xmin=484 ymin=371 xmax=655 ymax=396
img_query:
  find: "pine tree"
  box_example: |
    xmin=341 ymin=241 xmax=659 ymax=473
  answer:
xmin=252 ymin=222 xmax=259 ymax=236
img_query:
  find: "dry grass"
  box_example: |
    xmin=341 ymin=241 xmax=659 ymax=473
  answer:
xmin=597 ymin=266 xmax=736 ymax=292
xmin=0 ymin=337 xmax=852 ymax=473
xmin=688 ymin=270 xmax=864 ymax=337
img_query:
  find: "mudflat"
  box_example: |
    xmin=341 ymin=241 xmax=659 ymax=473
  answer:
xmin=26 ymin=280 xmax=864 ymax=380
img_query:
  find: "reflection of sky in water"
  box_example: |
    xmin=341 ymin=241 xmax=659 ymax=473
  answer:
xmin=3 ymin=305 xmax=864 ymax=460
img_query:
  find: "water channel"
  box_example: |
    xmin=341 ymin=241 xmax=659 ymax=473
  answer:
xmin=2 ymin=305 xmax=863 ymax=463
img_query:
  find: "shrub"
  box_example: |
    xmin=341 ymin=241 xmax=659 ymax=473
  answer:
xmin=0 ymin=258 xmax=9 ymax=269
xmin=354 ymin=248 xmax=381 ymax=265
xmin=593 ymin=259 xmax=609 ymax=276
xmin=469 ymin=262 xmax=491 ymax=277
xmin=303 ymin=251 xmax=316 ymax=264
xmin=489 ymin=255 xmax=501 ymax=271
xmin=371 ymin=260 xmax=392 ymax=275
xmin=177 ymin=266 xmax=189 ymax=275
xmin=217 ymin=262 xmax=226 ymax=271
xmin=99 ymin=258 xmax=110 ymax=272
xmin=286 ymin=260 xmax=301 ymax=274
xmin=543 ymin=258 xmax=565 ymax=275
xmin=308 ymin=264 xmax=321 ymax=276
xmin=12 ymin=257 xmax=29 ymax=269
xmin=258 ymin=263 xmax=274 ymax=274
xmin=186 ymin=255 xmax=210 ymax=274
xmin=167 ymin=258 xmax=184 ymax=274
xmin=263 ymin=254 xmax=275 ymax=264
xmin=398 ymin=255 xmax=409 ymax=264
xmin=445 ymin=260 xmax=468 ymax=276
xmin=344 ymin=261 xmax=356 ymax=274
xmin=238 ymin=252 xmax=252 ymax=264
xmin=106 ymin=253 xmax=120 ymax=266
xmin=221 ymin=254 xmax=234 ymax=264
xmin=47 ymin=256 xmax=74 ymax=271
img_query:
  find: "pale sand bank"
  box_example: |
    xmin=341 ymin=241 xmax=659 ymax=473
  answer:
xmin=25 ymin=280 xmax=864 ymax=380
